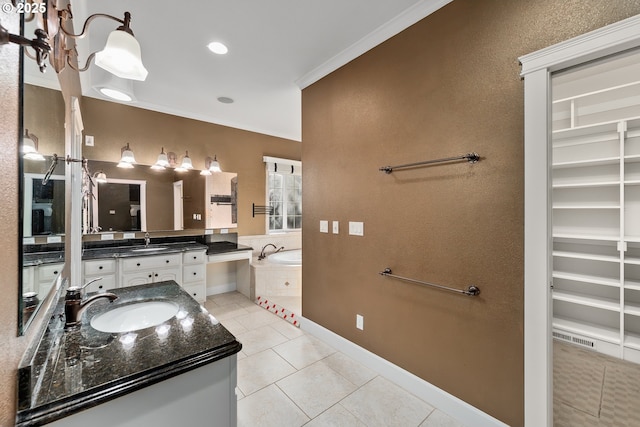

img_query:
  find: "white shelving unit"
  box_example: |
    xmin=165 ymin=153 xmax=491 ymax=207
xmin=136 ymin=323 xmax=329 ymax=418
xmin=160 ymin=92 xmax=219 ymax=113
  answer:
xmin=551 ymin=50 xmax=640 ymax=363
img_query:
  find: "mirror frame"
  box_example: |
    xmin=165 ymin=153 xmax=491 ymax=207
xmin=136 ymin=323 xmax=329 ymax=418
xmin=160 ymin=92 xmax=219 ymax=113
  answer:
xmin=17 ymin=9 xmax=25 ymax=334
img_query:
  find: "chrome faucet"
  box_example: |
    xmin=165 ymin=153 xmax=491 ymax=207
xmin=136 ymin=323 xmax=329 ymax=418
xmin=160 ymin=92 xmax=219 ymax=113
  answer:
xmin=144 ymin=232 xmax=150 ymax=247
xmin=258 ymin=243 xmax=284 ymax=260
xmin=64 ymin=278 xmax=117 ymax=328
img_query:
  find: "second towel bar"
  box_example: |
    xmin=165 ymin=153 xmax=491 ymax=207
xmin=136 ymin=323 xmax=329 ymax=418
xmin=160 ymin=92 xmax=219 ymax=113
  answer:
xmin=379 ymin=268 xmax=480 ymax=297
xmin=379 ymin=152 xmax=480 ymax=174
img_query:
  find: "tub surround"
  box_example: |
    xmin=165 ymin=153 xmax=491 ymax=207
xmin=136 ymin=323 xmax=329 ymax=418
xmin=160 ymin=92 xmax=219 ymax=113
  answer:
xmin=16 ymin=281 xmax=241 ymax=426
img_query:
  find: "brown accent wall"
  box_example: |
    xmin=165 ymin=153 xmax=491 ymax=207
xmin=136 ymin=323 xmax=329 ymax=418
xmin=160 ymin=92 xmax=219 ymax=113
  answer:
xmin=301 ymin=1 xmax=640 ymax=426
xmin=80 ymin=97 xmax=301 ymax=236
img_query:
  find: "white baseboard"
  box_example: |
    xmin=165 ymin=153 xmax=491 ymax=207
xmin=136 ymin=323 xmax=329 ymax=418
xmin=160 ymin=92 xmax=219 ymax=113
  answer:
xmin=299 ymin=317 xmax=509 ymax=427
xmin=207 ymin=283 xmax=236 ymax=296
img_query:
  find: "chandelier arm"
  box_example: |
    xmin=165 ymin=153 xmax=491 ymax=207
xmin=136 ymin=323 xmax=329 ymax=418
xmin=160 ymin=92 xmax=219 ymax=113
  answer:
xmin=59 ymin=12 xmax=124 ymax=39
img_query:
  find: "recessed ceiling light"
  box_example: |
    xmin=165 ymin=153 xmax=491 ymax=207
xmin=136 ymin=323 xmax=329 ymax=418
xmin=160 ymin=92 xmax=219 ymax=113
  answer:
xmin=207 ymin=41 xmax=228 ymax=55
xmin=217 ymin=97 xmax=234 ymax=104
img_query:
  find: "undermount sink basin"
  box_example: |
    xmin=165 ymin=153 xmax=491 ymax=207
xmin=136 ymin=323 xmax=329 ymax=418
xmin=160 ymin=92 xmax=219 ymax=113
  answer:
xmin=131 ymin=246 xmax=169 ymax=252
xmin=90 ymin=300 xmax=180 ymax=333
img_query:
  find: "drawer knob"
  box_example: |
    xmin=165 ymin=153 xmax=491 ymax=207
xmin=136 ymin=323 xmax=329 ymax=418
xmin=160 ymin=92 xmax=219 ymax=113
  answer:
xmin=165 ymin=260 xmax=169 ymax=263
xmin=99 ymin=266 xmax=103 ymax=270
xmin=99 ymin=285 xmax=103 ymax=289
xmin=155 ymin=273 xmax=158 ymax=277
xmin=193 ymin=272 xmax=197 ymax=276
xmin=193 ymin=256 xmax=197 ymax=260
xmin=137 ymin=263 xmax=141 ymax=267
xmin=54 ymin=271 xmax=58 ymax=275
xmin=148 ymin=274 xmax=152 ymax=278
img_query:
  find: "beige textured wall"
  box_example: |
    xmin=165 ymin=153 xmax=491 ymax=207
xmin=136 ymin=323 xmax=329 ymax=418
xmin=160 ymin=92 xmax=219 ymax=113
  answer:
xmin=81 ymin=97 xmax=301 ymax=236
xmin=301 ymin=1 xmax=640 ymax=426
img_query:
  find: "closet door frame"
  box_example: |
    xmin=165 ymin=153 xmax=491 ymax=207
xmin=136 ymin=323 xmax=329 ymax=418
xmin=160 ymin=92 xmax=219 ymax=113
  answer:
xmin=520 ymin=14 xmax=640 ymax=427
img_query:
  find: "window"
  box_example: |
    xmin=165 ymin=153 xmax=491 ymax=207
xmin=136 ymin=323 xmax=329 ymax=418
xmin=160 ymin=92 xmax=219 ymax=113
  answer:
xmin=264 ymin=157 xmax=301 ymax=232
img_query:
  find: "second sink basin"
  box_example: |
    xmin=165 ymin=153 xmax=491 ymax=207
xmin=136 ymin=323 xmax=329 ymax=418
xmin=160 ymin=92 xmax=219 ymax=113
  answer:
xmin=91 ymin=300 xmax=180 ymax=333
xmin=131 ymin=246 xmax=169 ymax=252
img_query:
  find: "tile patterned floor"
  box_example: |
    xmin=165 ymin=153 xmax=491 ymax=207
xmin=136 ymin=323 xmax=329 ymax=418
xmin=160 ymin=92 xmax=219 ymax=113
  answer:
xmin=554 ymin=341 xmax=640 ymax=427
xmin=205 ymin=292 xmax=466 ymax=427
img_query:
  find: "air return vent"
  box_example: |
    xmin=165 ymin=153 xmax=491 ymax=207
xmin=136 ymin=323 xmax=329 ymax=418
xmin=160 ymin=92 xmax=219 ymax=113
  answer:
xmin=553 ymin=331 xmax=596 ymax=349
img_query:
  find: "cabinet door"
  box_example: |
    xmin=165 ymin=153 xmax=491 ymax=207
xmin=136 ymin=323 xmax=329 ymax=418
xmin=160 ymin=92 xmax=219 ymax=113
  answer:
xmin=121 ymin=271 xmax=155 ymax=288
xmin=183 ymin=250 xmax=206 ymax=265
xmin=183 ymin=264 xmax=206 ymax=284
xmin=154 ymin=266 xmax=181 ymax=283
xmin=183 ymin=283 xmax=206 ymax=303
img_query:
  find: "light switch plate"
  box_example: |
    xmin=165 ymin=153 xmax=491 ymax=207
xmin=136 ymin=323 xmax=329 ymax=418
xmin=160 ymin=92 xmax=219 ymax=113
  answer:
xmin=23 ymin=237 xmax=35 ymax=245
xmin=205 ymin=229 xmax=214 ymax=235
xmin=332 ymin=221 xmax=339 ymax=234
xmin=349 ymin=221 xmax=364 ymax=236
xmin=47 ymin=236 xmax=62 ymax=243
xmin=85 ymin=135 xmax=94 ymax=146
xmin=101 ymin=233 xmax=114 ymax=241
xmin=123 ymin=232 xmax=136 ymax=239
xmin=320 ymin=220 xmax=329 ymax=233
xmin=356 ymin=314 xmax=364 ymax=330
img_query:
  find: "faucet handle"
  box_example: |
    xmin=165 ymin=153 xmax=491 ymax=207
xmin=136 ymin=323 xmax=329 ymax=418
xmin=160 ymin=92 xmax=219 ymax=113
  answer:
xmin=67 ymin=277 xmax=103 ymax=296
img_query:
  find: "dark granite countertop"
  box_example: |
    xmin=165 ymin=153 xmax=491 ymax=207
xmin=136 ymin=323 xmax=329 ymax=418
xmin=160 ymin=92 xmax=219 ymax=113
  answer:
xmin=23 ymin=242 xmax=209 ymax=266
xmin=206 ymin=241 xmax=253 ymax=255
xmin=16 ymin=281 xmax=241 ymax=426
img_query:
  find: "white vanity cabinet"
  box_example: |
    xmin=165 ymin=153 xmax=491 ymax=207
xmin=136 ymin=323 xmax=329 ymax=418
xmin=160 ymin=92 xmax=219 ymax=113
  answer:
xmin=37 ymin=262 xmax=63 ymax=298
xmin=83 ymin=259 xmax=117 ymax=293
xmin=119 ymin=254 xmax=182 ymax=288
xmin=182 ymin=250 xmax=207 ymax=303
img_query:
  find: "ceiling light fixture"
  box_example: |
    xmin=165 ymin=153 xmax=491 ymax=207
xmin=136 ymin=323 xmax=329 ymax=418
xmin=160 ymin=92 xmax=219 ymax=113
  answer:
xmin=22 ymin=129 xmax=46 ymax=161
xmin=217 ymin=97 xmax=234 ymax=104
xmin=59 ymin=9 xmax=148 ymax=80
xmin=207 ymin=41 xmax=228 ymax=55
xmin=117 ymin=143 xmax=136 ymax=168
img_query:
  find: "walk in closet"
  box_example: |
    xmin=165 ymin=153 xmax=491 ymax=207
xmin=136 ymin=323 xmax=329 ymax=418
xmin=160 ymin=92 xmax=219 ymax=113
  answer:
xmin=551 ymin=49 xmax=640 ymax=363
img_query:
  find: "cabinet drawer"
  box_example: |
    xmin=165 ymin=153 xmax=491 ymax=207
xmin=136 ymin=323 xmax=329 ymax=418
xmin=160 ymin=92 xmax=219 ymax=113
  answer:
xmin=183 ymin=283 xmax=206 ymax=303
xmin=85 ymin=275 xmax=117 ymax=293
xmin=183 ymin=250 xmax=206 ymax=265
xmin=121 ymin=254 xmax=181 ymax=272
xmin=183 ymin=264 xmax=205 ymax=284
xmin=84 ymin=259 xmax=117 ymax=276
xmin=38 ymin=263 xmax=63 ymax=282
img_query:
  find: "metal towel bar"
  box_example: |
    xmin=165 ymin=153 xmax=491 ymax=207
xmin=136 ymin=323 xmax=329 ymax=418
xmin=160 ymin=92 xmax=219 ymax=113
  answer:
xmin=379 ymin=152 xmax=480 ymax=174
xmin=379 ymin=268 xmax=480 ymax=297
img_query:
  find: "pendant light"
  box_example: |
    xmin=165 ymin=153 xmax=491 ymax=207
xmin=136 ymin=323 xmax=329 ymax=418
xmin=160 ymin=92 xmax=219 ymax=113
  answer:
xmin=151 ymin=147 xmax=170 ymax=170
xmin=208 ymin=155 xmax=222 ymax=173
xmin=22 ymin=129 xmax=45 ymax=161
xmin=117 ymin=143 xmax=136 ymax=168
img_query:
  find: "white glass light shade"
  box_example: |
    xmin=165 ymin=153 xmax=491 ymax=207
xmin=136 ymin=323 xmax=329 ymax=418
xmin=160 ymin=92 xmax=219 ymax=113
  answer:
xmin=100 ymin=87 xmax=132 ymax=102
xmin=94 ymin=171 xmax=107 ymax=183
xmin=22 ymin=138 xmax=37 ymax=154
xmin=117 ymin=161 xmax=134 ymax=169
xmin=200 ymin=169 xmax=212 ymax=176
xmin=22 ymin=132 xmax=45 ymax=161
xmin=95 ymin=30 xmax=148 ymax=81
xmin=119 ymin=144 xmax=136 ymax=165
xmin=209 ymin=157 xmax=222 ymax=173
xmin=24 ymin=152 xmax=46 ymax=161
xmin=179 ymin=152 xmax=193 ymax=170
xmin=155 ymin=149 xmax=169 ymax=167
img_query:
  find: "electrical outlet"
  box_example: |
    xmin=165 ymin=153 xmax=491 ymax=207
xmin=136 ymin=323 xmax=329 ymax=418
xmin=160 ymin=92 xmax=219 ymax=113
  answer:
xmin=332 ymin=221 xmax=339 ymax=234
xmin=356 ymin=314 xmax=364 ymax=330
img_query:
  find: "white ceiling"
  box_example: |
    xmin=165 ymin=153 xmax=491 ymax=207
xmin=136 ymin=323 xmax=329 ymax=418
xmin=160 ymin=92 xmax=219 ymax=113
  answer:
xmin=25 ymin=0 xmax=451 ymax=141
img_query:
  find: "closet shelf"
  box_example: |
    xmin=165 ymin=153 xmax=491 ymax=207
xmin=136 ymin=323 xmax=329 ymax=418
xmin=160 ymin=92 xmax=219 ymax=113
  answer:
xmin=553 ymin=290 xmax=619 ymax=311
xmin=553 ymin=271 xmax=620 ymax=287
xmin=553 ymin=233 xmax=620 ymax=242
xmin=553 ymin=157 xmax=620 ymax=169
xmin=625 ymin=236 xmax=640 ymax=243
xmin=553 ymin=181 xmax=620 ymax=189
xmin=625 ymin=154 xmax=640 ymax=163
xmin=624 ymin=302 xmax=640 ymax=317
xmin=624 ymin=333 xmax=640 ymax=350
xmin=553 ymin=251 xmax=619 ymax=263
xmin=552 ymin=121 xmax=621 ymax=138
xmin=554 ymin=316 xmax=620 ymax=344
xmin=625 ymin=280 xmax=640 ymax=291
xmin=625 ymin=180 xmax=640 ymax=186
xmin=552 ymin=205 xmax=620 ymax=210
xmin=625 ymin=257 xmax=640 ymax=266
